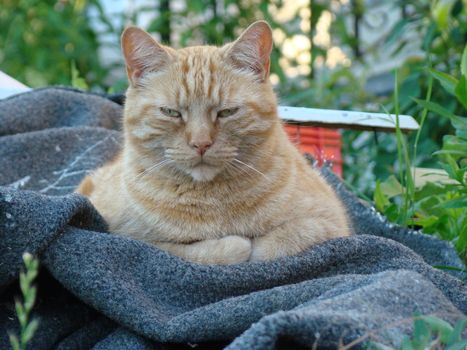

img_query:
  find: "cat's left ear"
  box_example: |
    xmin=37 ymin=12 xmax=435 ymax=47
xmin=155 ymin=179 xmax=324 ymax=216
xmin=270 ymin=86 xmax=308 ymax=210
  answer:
xmin=226 ymin=21 xmax=273 ymax=81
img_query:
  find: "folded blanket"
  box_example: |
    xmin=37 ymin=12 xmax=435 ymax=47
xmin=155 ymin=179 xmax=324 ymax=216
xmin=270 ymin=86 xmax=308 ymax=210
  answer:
xmin=0 ymin=87 xmax=465 ymax=350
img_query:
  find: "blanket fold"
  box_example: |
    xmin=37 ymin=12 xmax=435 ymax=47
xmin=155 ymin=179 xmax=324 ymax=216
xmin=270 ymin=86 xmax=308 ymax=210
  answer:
xmin=0 ymin=87 xmax=465 ymax=350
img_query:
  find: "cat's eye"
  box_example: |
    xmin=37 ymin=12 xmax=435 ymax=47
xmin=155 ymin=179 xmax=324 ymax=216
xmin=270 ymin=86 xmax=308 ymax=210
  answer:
xmin=217 ymin=108 xmax=239 ymax=118
xmin=160 ymin=107 xmax=182 ymax=118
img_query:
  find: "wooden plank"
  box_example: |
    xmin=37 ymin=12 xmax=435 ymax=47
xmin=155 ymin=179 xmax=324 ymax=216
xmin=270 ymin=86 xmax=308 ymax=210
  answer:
xmin=278 ymin=106 xmax=419 ymax=132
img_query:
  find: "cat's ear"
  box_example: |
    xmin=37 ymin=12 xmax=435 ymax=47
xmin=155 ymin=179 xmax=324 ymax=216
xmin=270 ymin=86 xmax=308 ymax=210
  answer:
xmin=226 ymin=21 xmax=273 ymax=81
xmin=121 ymin=27 xmax=171 ymax=86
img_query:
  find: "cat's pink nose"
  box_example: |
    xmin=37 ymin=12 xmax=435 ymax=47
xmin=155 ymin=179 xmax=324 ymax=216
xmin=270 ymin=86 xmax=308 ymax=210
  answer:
xmin=191 ymin=141 xmax=212 ymax=156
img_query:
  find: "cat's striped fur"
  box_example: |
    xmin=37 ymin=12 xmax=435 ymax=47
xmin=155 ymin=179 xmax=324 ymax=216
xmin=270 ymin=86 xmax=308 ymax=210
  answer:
xmin=77 ymin=21 xmax=350 ymax=264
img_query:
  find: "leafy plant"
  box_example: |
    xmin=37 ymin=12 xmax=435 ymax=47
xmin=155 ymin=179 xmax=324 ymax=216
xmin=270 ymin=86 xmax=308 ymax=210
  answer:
xmin=345 ymin=0 xmax=467 ymax=196
xmin=369 ymin=316 xmax=467 ymax=350
xmin=340 ymin=315 xmax=467 ymax=350
xmin=374 ymin=45 xmax=466 ymax=261
xmin=9 ymin=253 xmax=40 ymax=350
xmin=0 ymin=0 xmax=113 ymax=89
xmin=71 ymin=60 xmax=89 ymax=90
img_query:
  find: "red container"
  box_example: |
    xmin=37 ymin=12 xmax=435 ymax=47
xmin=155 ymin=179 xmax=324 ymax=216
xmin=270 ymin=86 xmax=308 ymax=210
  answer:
xmin=284 ymin=125 xmax=343 ymax=177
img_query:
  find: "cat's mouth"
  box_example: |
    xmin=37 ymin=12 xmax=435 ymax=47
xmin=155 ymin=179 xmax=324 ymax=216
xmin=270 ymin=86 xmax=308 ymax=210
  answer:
xmin=189 ymin=162 xmax=220 ymax=182
xmin=193 ymin=157 xmax=215 ymax=167
xmin=192 ymin=160 xmax=217 ymax=171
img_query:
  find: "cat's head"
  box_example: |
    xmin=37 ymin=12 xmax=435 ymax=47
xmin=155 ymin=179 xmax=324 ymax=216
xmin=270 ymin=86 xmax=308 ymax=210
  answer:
xmin=122 ymin=21 xmax=278 ymax=182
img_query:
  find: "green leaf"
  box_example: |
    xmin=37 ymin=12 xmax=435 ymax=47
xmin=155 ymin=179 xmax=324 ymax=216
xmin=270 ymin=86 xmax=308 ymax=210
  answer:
xmin=374 ymin=180 xmax=389 ymax=212
xmin=24 ymin=286 xmax=37 ymax=312
xmin=447 ymin=318 xmax=467 ymax=345
xmin=383 ymin=203 xmax=402 ymax=223
xmin=412 ymin=318 xmax=431 ymax=349
xmin=412 ymin=98 xmax=459 ymax=120
xmin=450 ymin=116 xmax=467 ymax=139
xmin=20 ymin=318 xmax=39 ymax=346
xmin=410 ymin=215 xmax=439 ymax=228
xmin=434 ymin=150 xmax=467 ymax=157
xmin=71 ymin=61 xmax=88 ymax=90
xmin=432 ymin=0 xmax=456 ymax=30
xmin=434 ymin=135 xmax=467 ymax=161
xmin=385 ymin=19 xmax=409 ymax=47
xmin=401 ymin=336 xmax=414 ymax=350
xmin=446 ymin=339 xmax=467 ymax=350
xmin=461 ymin=44 xmax=467 ymax=80
xmin=19 ymin=272 xmax=28 ymax=296
xmin=439 ymin=157 xmax=461 ymax=182
xmin=399 ymin=73 xmax=421 ymax=110
xmin=418 ymin=315 xmax=453 ymax=343
xmin=438 ymin=197 xmax=467 ymax=209
xmin=27 ymin=267 xmax=38 ymax=282
xmin=433 ymin=265 xmax=467 ymax=274
xmin=380 ymin=175 xmax=404 ymax=198
xmin=454 ymin=76 xmax=467 ymax=109
xmin=422 ymin=22 xmax=437 ymax=51
xmin=15 ymin=300 xmax=26 ymax=328
xmin=429 ymin=69 xmax=458 ymax=96
xmin=9 ymin=333 xmax=20 ymax=350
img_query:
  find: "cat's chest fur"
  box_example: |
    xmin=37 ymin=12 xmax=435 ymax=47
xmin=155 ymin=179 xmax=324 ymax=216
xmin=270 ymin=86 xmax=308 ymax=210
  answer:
xmin=114 ymin=173 xmax=279 ymax=243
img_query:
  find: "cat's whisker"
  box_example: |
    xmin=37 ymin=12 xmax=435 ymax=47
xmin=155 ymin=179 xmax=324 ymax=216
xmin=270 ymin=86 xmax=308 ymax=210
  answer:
xmin=233 ymin=158 xmax=269 ymax=180
xmin=225 ymin=161 xmax=254 ymax=179
xmin=209 ymin=155 xmax=234 ymax=159
xmin=227 ymin=160 xmax=256 ymax=178
xmin=167 ymin=156 xmax=195 ymax=163
xmin=164 ymin=149 xmax=183 ymax=155
xmin=230 ymin=162 xmax=262 ymax=182
xmin=205 ymin=155 xmax=238 ymax=163
xmin=136 ymin=159 xmax=173 ymax=179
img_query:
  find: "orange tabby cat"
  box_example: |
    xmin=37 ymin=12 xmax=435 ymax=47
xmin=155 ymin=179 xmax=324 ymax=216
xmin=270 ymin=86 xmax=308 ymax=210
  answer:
xmin=77 ymin=21 xmax=350 ymax=264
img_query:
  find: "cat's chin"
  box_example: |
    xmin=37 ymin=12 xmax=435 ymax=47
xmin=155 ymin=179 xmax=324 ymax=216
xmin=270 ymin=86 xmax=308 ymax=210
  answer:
xmin=189 ymin=164 xmax=220 ymax=182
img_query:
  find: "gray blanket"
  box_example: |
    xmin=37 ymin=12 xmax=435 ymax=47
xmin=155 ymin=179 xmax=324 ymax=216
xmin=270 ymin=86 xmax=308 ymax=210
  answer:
xmin=0 ymin=87 xmax=465 ymax=350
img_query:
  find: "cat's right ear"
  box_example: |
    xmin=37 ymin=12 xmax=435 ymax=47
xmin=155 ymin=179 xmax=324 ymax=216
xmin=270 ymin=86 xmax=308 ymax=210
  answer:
xmin=226 ymin=21 xmax=273 ymax=81
xmin=121 ymin=27 xmax=171 ymax=86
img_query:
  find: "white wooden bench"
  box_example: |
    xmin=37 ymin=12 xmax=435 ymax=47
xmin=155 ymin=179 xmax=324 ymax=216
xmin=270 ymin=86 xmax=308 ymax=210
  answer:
xmin=278 ymin=106 xmax=418 ymax=133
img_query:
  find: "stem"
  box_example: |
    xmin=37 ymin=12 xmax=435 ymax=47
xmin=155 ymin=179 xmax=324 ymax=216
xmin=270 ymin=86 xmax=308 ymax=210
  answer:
xmin=393 ymin=70 xmax=406 ymax=224
xmin=411 ymin=65 xmax=433 ymax=225
xmin=159 ymin=0 xmax=171 ymax=44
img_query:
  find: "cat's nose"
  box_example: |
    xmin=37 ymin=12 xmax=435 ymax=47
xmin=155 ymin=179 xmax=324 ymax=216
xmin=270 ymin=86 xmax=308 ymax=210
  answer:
xmin=190 ymin=141 xmax=213 ymax=156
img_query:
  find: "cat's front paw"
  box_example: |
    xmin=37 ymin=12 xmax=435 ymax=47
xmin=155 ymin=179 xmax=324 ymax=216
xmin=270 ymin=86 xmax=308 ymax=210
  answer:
xmin=218 ymin=236 xmax=252 ymax=264
xmin=249 ymin=237 xmax=286 ymax=262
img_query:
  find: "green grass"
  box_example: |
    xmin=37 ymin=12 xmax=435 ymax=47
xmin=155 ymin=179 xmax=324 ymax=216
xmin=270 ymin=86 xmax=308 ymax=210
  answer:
xmin=373 ymin=45 xmax=467 ymax=263
xmin=9 ymin=253 xmax=40 ymax=350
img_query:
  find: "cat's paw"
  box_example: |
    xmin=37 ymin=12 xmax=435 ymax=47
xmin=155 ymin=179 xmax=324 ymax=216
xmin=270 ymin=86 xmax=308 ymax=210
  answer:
xmin=249 ymin=237 xmax=286 ymax=262
xmin=218 ymin=236 xmax=252 ymax=264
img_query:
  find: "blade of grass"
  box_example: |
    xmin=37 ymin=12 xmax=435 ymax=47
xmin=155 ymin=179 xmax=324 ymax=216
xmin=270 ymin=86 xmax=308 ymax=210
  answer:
xmin=412 ymin=64 xmax=434 ymax=227
xmin=393 ymin=70 xmax=415 ymax=226
xmin=394 ymin=71 xmax=408 ymax=224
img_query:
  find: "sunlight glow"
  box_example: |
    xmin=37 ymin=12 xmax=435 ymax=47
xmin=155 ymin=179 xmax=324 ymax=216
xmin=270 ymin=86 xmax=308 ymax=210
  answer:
xmin=272 ymin=1 xmax=352 ymax=76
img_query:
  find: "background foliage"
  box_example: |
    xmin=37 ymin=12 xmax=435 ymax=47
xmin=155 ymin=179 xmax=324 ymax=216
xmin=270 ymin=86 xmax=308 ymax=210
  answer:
xmin=0 ymin=0 xmax=465 ymax=260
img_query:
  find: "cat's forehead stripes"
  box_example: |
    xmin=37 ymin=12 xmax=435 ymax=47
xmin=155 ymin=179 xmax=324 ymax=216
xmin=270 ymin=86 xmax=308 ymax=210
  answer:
xmin=173 ymin=47 xmax=229 ymax=107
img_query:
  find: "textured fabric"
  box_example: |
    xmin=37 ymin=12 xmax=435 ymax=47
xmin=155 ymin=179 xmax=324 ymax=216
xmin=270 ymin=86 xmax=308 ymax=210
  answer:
xmin=0 ymin=87 xmax=465 ymax=350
